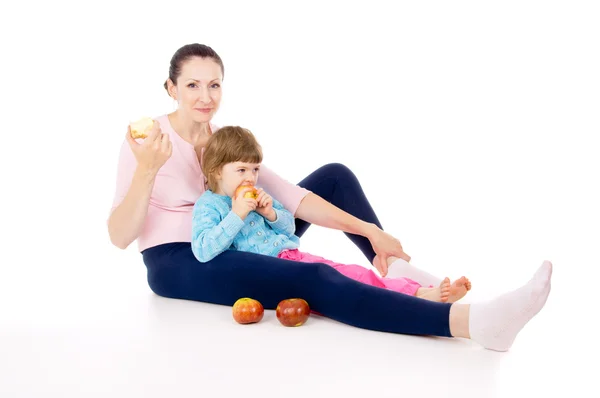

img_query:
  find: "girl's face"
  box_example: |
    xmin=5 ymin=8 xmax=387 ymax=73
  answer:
xmin=169 ymin=57 xmax=223 ymax=124
xmin=215 ymin=161 xmax=261 ymax=197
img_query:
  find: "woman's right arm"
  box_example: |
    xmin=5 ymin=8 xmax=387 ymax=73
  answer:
xmin=108 ymin=167 xmax=158 ymax=249
xmin=107 ymin=122 xmax=172 ymax=249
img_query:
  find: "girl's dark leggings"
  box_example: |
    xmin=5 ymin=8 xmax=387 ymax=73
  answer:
xmin=142 ymin=163 xmax=452 ymax=337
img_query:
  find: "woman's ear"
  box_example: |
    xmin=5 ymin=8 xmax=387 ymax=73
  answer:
xmin=167 ymin=79 xmax=178 ymax=101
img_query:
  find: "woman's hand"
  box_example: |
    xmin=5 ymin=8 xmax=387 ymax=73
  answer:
xmin=126 ymin=121 xmax=172 ymax=175
xmin=367 ymin=226 xmax=411 ymax=277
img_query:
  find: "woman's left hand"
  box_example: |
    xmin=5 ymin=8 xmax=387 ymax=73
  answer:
xmin=368 ymin=227 xmax=411 ymax=277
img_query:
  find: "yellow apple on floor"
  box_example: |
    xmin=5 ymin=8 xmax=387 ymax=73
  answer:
xmin=232 ymin=298 xmax=264 ymax=324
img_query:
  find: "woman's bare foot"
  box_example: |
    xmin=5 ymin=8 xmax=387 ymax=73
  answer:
xmin=416 ymin=277 xmax=451 ymax=302
xmin=447 ymin=276 xmax=472 ymax=303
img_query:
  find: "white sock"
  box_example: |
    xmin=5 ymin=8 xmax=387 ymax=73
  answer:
xmin=469 ymin=260 xmax=553 ymax=352
xmin=386 ymin=258 xmax=443 ymax=287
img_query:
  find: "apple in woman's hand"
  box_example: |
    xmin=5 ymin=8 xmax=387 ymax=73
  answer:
xmin=129 ymin=117 xmax=154 ymax=139
xmin=234 ymin=185 xmax=259 ymax=199
xmin=232 ymin=298 xmax=264 ymax=324
xmin=276 ymin=298 xmax=310 ymax=327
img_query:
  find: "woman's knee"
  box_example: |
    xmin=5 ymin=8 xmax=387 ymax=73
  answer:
xmin=312 ymin=260 xmax=355 ymax=287
xmin=317 ymin=162 xmax=357 ymax=181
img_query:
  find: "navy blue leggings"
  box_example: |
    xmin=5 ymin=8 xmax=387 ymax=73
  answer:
xmin=142 ymin=163 xmax=452 ymax=337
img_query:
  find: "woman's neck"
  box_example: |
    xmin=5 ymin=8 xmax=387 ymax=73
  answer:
xmin=168 ymin=111 xmax=212 ymax=146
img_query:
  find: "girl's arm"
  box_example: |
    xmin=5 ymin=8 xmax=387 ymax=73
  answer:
xmin=264 ymin=198 xmax=297 ymax=238
xmin=191 ymin=199 xmax=245 ymax=263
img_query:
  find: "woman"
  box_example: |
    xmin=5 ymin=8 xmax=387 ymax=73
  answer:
xmin=108 ymin=43 xmax=552 ymax=351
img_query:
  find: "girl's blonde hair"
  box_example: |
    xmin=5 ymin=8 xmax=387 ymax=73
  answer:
xmin=201 ymin=126 xmax=263 ymax=192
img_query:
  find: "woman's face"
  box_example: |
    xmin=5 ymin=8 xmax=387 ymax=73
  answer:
xmin=170 ymin=57 xmax=223 ymax=124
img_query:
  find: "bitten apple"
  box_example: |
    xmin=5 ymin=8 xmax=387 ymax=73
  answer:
xmin=234 ymin=185 xmax=259 ymax=199
xmin=276 ymin=298 xmax=310 ymax=327
xmin=232 ymin=298 xmax=264 ymax=324
xmin=129 ymin=117 xmax=154 ymax=139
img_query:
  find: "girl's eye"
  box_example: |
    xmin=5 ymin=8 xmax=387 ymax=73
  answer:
xmin=188 ymin=83 xmax=197 ymax=88
xmin=211 ymin=83 xmax=221 ymax=89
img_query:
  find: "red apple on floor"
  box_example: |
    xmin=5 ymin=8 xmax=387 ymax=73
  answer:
xmin=234 ymin=185 xmax=259 ymax=200
xmin=232 ymin=298 xmax=264 ymax=324
xmin=276 ymin=298 xmax=310 ymax=327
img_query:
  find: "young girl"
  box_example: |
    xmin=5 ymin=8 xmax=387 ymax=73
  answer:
xmin=191 ymin=126 xmax=471 ymax=303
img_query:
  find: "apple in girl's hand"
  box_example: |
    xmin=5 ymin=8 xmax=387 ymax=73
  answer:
xmin=232 ymin=298 xmax=264 ymax=324
xmin=276 ymin=298 xmax=310 ymax=327
xmin=235 ymin=185 xmax=258 ymax=199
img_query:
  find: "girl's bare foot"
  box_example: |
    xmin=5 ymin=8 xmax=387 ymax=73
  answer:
xmin=447 ymin=276 xmax=472 ymax=303
xmin=416 ymin=277 xmax=451 ymax=302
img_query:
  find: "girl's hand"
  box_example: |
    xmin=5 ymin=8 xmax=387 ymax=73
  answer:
xmin=255 ymin=188 xmax=276 ymax=221
xmin=232 ymin=187 xmax=258 ymax=220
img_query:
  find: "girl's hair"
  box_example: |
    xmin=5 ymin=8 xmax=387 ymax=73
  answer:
xmin=201 ymin=126 xmax=263 ymax=192
xmin=164 ymin=43 xmax=224 ymax=93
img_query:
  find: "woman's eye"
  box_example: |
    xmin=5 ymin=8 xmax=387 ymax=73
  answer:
xmin=211 ymin=83 xmax=221 ymax=89
xmin=188 ymin=83 xmax=197 ymax=88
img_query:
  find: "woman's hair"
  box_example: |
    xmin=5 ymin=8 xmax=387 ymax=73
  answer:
xmin=201 ymin=126 xmax=263 ymax=192
xmin=164 ymin=43 xmax=225 ymax=93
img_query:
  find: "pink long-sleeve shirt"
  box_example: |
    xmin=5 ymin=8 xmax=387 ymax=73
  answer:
xmin=110 ymin=114 xmax=311 ymax=252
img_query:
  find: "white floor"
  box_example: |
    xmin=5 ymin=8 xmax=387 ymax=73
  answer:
xmin=1 ymin=238 xmax=593 ymax=398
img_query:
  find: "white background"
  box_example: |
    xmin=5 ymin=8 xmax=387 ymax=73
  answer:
xmin=0 ymin=1 xmax=598 ymax=397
